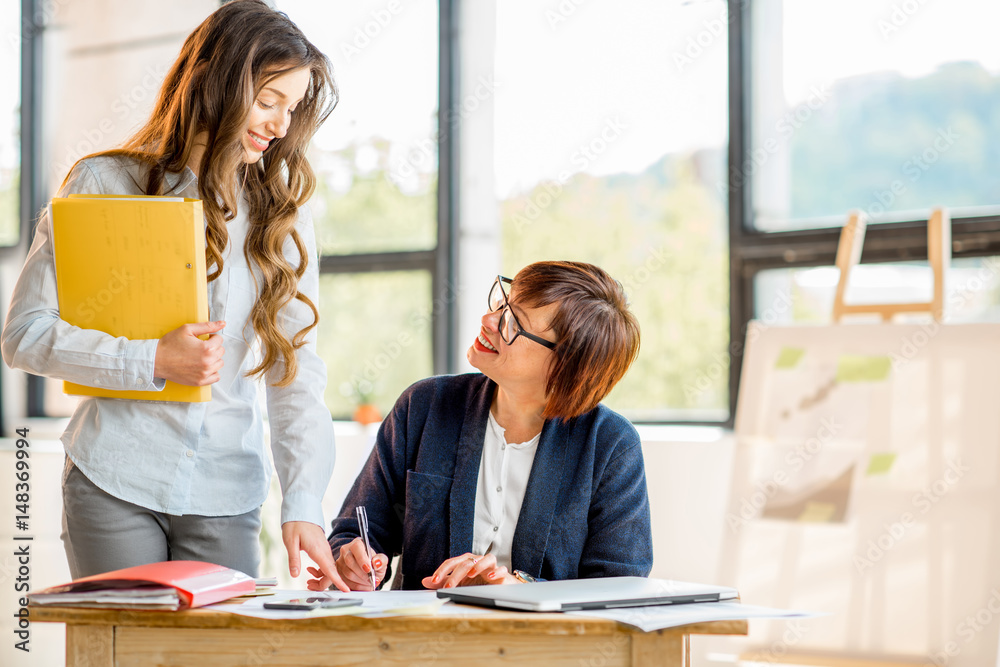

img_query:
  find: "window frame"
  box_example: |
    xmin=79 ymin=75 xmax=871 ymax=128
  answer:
xmin=0 ymin=0 xmax=30 ymax=257
xmin=315 ymin=0 xmax=458 ymax=379
xmin=10 ymin=0 xmax=45 ymax=427
xmin=17 ymin=0 xmax=459 ymax=423
xmin=19 ymin=1 xmax=1000 ymax=429
xmin=726 ymin=0 xmax=1000 ymax=428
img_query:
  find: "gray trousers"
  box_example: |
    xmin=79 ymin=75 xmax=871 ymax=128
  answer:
xmin=61 ymin=458 xmax=262 ymax=579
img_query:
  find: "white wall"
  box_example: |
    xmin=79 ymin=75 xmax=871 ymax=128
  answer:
xmin=43 ymin=0 xmax=216 ymax=192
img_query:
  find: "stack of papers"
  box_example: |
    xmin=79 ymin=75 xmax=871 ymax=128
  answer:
xmin=28 ymin=560 xmax=255 ymax=610
xmin=30 ymin=586 xmax=183 ymax=610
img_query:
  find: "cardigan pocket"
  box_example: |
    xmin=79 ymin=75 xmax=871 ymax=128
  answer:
xmin=402 ymin=470 xmax=454 ymax=582
xmin=404 ymin=470 xmax=453 ymax=524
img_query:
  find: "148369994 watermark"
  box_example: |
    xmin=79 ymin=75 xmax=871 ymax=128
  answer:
xmin=11 ymin=426 xmax=32 ymax=653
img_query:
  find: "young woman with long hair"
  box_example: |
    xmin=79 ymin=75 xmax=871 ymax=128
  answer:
xmin=2 ymin=0 xmax=348 ymax=591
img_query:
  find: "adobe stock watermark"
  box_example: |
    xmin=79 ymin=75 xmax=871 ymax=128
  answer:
xmin=245 ymin=628 xmax=296 ymax=666
xmin=863 ymin=126 xmax=959 ymax=219
xmin=508 ymin=116 xmax=629 ymax=233
xmin=926 ymin=588 xmax=1000 ymax=666
xmin=618 ymin=246 xmax=672 ymax=298
xmin=726 ymin=416 xmax=845 ymax=533
xmin=0 ymin=554 xmax=16 ymax=587
xmin=948 ymin=257 xmax=1000 ymax=316
xmin=545 ymin=0 xmax=589 ymax=31
xmin=888 ymin=321 xmax=943 ymax=373
xmin=878 ymin=0 xmax=931 ymax=41
xmin=339 ymin=1 xmax=403 ymax=64
xmin=853 ymin=458 xmax=968 ymax=574
xmin=743 ymin=619 xmax=809 ymax=665
xmin=672 ymin=1 xmax=749 ymax=73
xmin=75 ymin=269 xmax=134 ymax=326
xmin=6 ymin=0 xmax=69 ymax=51
xmin=577 ymin=631 xmax=628 ymax=667
xmin=409 ymin=620 xmax=473 ymax=667
xmin=684 ymin=289 xmax=793 ymax=403
xmin=387 ymin=75 xmax=500 ymax=187
xmin=52 ymin=63 xmax=170 ymax=180
xmin=881 ymin=256 xmax=1000 ymax=374
xmin=718 ymin=83 xmax=833 ymax=197
xmin=347 ymin=280 xmax=464 ymax=389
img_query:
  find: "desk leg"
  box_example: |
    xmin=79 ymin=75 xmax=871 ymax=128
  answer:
xmin=631 ymin=631 xmax=685 ymax=666
xmin=66 ymin=624 xmax=114 ymax=667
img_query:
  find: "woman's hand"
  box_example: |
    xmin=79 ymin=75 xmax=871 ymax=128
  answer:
xmin=154 ymin=321 xmax=226 ymax=386
xmin=307 ymin=536 xmax=387 ymax=592
xmin=282 ymin=522 xmax=350 ymax=593
xmin=421 ymin=552 xmax=518 ymax=589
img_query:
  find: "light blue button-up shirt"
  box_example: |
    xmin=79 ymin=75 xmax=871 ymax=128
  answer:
xmin=1 ymin=156 xmax=335 ymax=527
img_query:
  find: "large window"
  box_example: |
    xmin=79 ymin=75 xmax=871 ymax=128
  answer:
xmin=730 ymin=0 xmax=1000 ymax=417
xmin=12 ymin=1 xmax=1000 ymax=427
xmin=0 ymin=2 xmax=20 ymax=247
xmin=755 ymin=258 xmax=1000 ymax=325
xmin=749 ymin=0 xmax=1000 ymax=232
xmin=495 ymin=0 xmax=730 ymax=422
xmin=278 ymin=0 xmax=446 ymax=419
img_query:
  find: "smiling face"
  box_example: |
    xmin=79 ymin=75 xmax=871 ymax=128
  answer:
xmin=467 ymin=288 xmax=559 ymax=401
xmin=242 ymin=66 xmax=312 ymax=164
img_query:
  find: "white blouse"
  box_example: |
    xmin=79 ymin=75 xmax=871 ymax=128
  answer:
xmin=0 ymin=156 xmax=335 ymax=526
xmin=471 ymin=411 xmax=541 ymax=570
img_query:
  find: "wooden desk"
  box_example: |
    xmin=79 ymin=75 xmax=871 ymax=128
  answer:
xmin=33 ymin=604 xmax=747 ymax=666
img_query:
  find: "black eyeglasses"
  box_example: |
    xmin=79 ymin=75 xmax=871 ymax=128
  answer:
xmin=488 ymin=276 xmax=556 ymax=350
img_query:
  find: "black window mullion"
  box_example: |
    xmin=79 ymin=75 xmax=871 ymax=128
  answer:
xmin=434 ymin=0 xmax=458 ymax=377
xmin=21 ymin=0 xmax=46 ymax=420
xmin=314 ymin=0 xmax=456 ymax=380
xmin=727 ymin=0 xmax=751 ymax=428
xmin=735 ymin=216 xmax=1000 ymax=267
xmin=319 ymin=251 xmax=436 ymax=275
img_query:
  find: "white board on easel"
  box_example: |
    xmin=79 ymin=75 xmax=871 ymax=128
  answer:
xmin=714 ymin=321 xmax=1000 ymax=666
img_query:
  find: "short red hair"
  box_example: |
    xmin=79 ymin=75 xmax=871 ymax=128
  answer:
xmin=511 ymin=261 xmax=640 ymax=420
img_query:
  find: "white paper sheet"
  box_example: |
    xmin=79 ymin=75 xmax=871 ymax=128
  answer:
xmin=205 ymin=589 xmax=445 ymax=620
xmin=567 ymin=601 xmax=821 ymax=632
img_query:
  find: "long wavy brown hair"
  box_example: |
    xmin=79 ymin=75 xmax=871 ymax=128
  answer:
xmin=70 ymin=0 xmax=337 ymax=386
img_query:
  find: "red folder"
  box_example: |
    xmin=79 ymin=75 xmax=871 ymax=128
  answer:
xmin=31 ymin=560 xmax=255 ymax=609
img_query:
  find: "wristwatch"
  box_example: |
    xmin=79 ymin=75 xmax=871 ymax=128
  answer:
xmin=513 ymin=570 xmax=537 ymax=584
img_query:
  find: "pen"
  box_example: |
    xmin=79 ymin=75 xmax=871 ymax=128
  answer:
xmin=356 ymin=506 xmax=377 ymax=590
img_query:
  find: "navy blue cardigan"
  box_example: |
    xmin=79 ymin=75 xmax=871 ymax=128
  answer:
xmin=328 ymin=373 xmax=653 ymax=590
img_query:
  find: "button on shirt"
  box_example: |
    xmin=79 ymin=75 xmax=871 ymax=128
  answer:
xmin=472 ymin=411 xmax=541 ymax=570
xmin=0 ymin=156 xmax=335 ymax=526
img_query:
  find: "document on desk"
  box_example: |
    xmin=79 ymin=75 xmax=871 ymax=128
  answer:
xmin=206 ymin=590 xmax=446 ymax=620
xmin=29 ymin=560 xmax=255 ymax=610
xmin=566 ymin=600 xmax=821 ymax=632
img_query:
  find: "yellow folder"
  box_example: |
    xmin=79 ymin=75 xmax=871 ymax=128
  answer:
xmin=50 ymin=194 xmax=210 ymax=402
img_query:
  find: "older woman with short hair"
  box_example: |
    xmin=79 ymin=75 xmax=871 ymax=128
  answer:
xmin=309 ymin=261 xmax=652 ymax=591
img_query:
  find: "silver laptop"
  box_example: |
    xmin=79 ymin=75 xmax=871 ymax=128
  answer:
xmin=436 ymin=576 xmax=738 ymax=612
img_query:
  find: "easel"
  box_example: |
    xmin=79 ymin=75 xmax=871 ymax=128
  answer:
xmin=722 ymin=319 xmax=1000 ymax=667
xmin=832 ymin=208 xmax=951 ymax=322
xmin=717 ymin=208 xmax=1000 ymax=667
